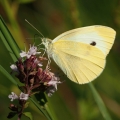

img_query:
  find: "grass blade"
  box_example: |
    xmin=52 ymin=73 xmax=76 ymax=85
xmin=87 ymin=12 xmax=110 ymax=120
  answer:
xmin=0 ymin=31 xmax=17 ymax=62
xmin=89 ymin=83 xmax=112 ymax=120
xmin=0 ymin=16 xmax=20 ymax=60
xmin=0 ymin=65 xmax=18 ymax=85
xmin=30 ymin=98 xmax=53 ymax=120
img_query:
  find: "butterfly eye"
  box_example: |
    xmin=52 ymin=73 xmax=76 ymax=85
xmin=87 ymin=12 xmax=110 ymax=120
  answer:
xmin=90 ymin=41 xmax=96 ymax=46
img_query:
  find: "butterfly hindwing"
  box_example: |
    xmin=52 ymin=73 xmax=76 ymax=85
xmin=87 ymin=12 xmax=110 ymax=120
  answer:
xmin=52 ymin=41 xmax=106 ymax=84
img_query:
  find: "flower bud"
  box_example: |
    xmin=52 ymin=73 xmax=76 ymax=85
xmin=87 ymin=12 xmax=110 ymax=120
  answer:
xmin=9 ymin=104 xmax=18 ymax=111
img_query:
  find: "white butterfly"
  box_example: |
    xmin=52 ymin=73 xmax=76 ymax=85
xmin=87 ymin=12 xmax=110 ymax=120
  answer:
xmin=42 ymin=25 xmax=116 ymax=84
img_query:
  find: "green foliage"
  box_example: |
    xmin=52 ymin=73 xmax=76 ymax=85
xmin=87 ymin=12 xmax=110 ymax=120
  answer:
xmin=24 ymin=102 xmax=30 ymax=109
xmin=0 ymin=16 xmax=19 ymax=61
xmin=23 ymin=112 xmax=33 ymax=120
xmin=0 ymin=65 xmax=18 ymax=85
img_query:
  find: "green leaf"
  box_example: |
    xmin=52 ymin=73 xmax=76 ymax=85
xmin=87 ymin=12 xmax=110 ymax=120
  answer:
xmin=24 ymin=102 xmax=30 ymax=109
xmin=89 ymin=83 xmax=112 ymax=120
xmin=35 ymin=92 xmax=47 ymax=107
xmin=30 ymin=97 xmax=53 ymax=120
xmin=0 ymin=65 xmax=18 ymax=85
xmin=0 ymin=15 xmax=20 ymax=62
xmin=7 ymin=112 xmax=17 ymax=119
xmin=23 ymin=112 xmax=33 ymax=120
xmin=0 ymin=31 xmax=17 ymax=62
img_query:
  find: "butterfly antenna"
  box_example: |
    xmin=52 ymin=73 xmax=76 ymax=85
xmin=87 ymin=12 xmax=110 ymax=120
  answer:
xmin=25 ymin=19 xmax=44 ymax=38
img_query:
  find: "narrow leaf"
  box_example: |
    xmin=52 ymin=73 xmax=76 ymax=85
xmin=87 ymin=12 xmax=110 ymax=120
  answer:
xmin=0 ymin=65 xmax=18 ymax=85
xmin=89 ymin=83 xmax=112 ymax=120
xmin=0 ymin=16 xmax=20 ymax=60
xmin=24 ymin=102 xmax=30 ymax=109
xmin=7 ymin=112 xmax=17 ymax=119
xmin=30 ymin=97 xmax=53 ymax=120
xmin=35 ymin=92 xmax=47 ymax=107
xmin=23 ymin=112 xmax=33 ymax=120
xmin=0 ymin=31 xmax=17 ymax=62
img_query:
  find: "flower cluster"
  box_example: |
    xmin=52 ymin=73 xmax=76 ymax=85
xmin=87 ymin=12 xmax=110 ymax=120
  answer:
xmin=8 ymin=92 xmax=29 ymax=101
xmin=8 ymin=45 xmax=61 ymax=119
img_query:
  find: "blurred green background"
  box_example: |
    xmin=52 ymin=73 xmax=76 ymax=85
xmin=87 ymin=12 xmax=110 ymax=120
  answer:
xmin=0 ymin=0 xmax=120 ymax=120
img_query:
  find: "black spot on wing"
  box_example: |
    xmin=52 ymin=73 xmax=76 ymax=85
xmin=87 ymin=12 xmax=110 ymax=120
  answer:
xmin=90 ymin=41 xmax=96 ymax=46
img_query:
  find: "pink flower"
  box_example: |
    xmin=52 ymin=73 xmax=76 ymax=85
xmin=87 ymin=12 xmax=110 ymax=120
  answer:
xmin=47 ymin=73 xmax=61 ymax=90
xmin=20 ymin=45 xmax=41 ymax=58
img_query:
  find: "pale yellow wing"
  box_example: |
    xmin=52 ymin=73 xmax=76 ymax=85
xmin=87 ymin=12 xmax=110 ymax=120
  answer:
xmin=52 ymin=25 xmax=116 ymax=56
xmin=52 ymin=41 xmax=106 ymax=84
xmin=49 ymin=25 xmax=116 ymax=84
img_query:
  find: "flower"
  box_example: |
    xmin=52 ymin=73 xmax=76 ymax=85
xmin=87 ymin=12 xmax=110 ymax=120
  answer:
xmin=46 ymin=86 xmax=56 ymax=97
xmin=19 ymin=92 xmax=29 ymax=100
xmin=8 ymin=92 xmax=18 ymax=101
xmin=46 ymin=73 xmax=61 ymax=97
xmin=10 ymin=44 xmax=61 ymax=99
xmin=34 ymin=58 xmax=42 ymax=67
xmin=10 ymin=64 xmax=18 ymax=72
xmin=47 ymin=73 xmax=61 ymax=90
xmin=9 ymin=104 xmax=18 ymax=112
xmin=19 ymin=51 xmax=27 ymax=58
xmin=20 ymin=45 xmax=41 ymax=58
xmin=8 ymin=40 xmax=62 ymax=119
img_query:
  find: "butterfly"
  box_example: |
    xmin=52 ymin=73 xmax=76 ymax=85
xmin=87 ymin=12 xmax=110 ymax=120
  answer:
xmin=42 ymin=25 xmax=116 ymax=84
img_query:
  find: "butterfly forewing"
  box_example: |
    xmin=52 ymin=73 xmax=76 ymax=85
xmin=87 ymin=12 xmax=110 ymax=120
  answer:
xmin=52 ymin=26 xmax=116 ymax=56
xmin=53 ymin=40 xmax=105 ymax=67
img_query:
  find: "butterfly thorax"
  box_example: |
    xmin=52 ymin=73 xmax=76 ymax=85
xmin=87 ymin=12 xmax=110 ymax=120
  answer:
xmin=42 ymin=38 xmax=53 ymax=57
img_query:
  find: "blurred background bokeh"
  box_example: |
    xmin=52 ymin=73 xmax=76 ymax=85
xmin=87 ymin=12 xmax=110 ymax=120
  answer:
xmin=0 ymin=0 xmax=120 ymax=120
